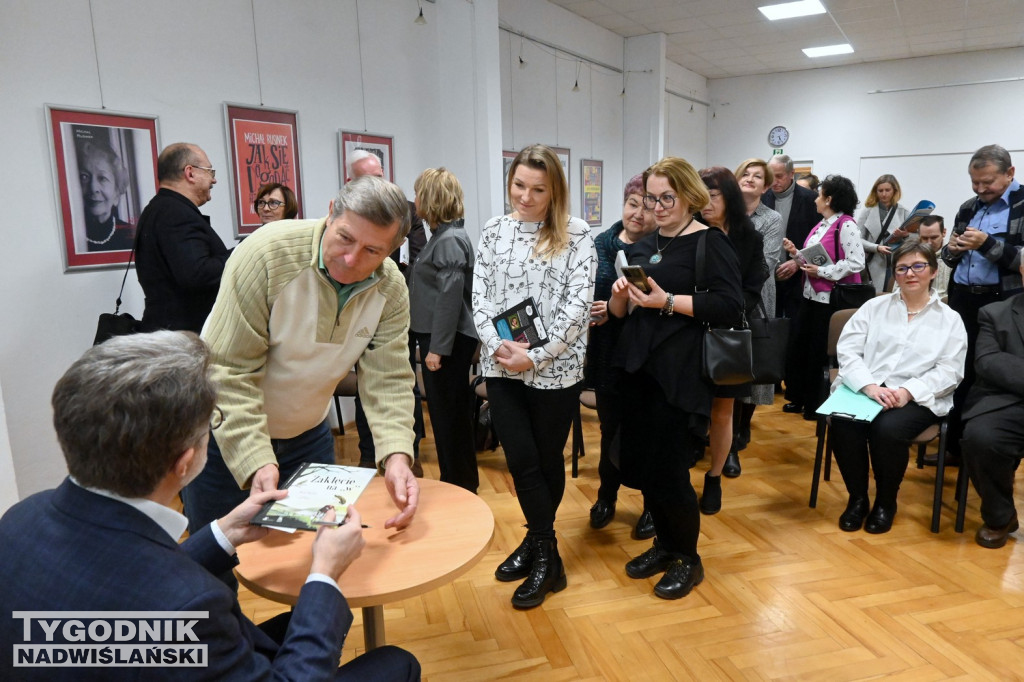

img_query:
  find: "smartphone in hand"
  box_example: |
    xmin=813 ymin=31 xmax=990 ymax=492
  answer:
xmin=621 ymin=265 xmax=652 ymax=294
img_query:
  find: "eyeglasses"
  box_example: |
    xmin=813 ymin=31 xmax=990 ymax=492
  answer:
xmin=257 ymin=199 xmax=284 ymax=209
xmin=210 ymin=406 xmax=224 ymax=431
xmin=188 ymin=164 xmax=216 ymax=179
xmin=894 ymin=262 xmax=930 ymax=276
xmin=643 ymin=194 xmax=677 ymax=209
xmin=707 ymin=191 xmax=723 ymax=200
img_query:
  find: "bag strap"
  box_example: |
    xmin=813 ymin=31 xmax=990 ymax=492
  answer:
xmin=875 ymin=206 xmax=897 ymax=245
xmin=114 ymin=223 xmax=142 ymax=314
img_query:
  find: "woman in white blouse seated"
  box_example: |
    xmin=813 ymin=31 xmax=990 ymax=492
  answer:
xmin=781 ymin=175 xmax=866 ymax=420
xmin=830 ymin=242 xmax=967 ymax=534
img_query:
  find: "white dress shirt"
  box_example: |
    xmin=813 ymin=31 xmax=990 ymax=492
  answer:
xmin=832 ymin=291 xmax=968 ymax=416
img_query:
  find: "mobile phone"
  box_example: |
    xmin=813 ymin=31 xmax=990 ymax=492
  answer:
xmin=621 ymin=265 xmax=652 ymax=294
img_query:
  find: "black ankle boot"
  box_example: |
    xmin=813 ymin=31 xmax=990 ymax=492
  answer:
xmin=699 ymin=472 xmax=722 ymax=515
xmin=511 ymin=535 xmax=567 ymax=609
xmin=495 ymin=536 xmax=533 ymax=582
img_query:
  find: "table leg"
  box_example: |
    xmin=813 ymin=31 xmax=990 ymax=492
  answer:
xmin=361 ymin=605 xmax=385 ymax=650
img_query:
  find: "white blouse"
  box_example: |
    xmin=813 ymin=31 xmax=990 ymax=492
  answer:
xmin=833 ymin=291 xmax=967 ymax=416
xmin=472 ymin=214 xmax=597 ymax=389
xmin=801 ymin=214 xmax=867 ymax=303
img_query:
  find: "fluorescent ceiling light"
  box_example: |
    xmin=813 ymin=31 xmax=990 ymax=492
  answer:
xmin=802 ymin=43 xmax=854 ymax=58
xmin=758 ymin=0 xmax=826 ymax=21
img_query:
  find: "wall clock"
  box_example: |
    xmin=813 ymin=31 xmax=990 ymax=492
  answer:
xmin=768 ymin=125 xmax=789 ymax=147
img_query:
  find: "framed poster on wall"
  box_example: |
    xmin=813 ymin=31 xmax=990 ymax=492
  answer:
xmin=581 ymin=159 xmax=603 ymax=227
xmin=46 ymin=105 xmax=160 ymax=271
xmin=501 ymin=149 xmax=518 ymax=214
xmin=339 ymin=131 xmax=394 ymax=183
xmin=549 ymin=145 xmax=571 ymax=195
xmin=223 ymin=104 xmax=304 ymax=237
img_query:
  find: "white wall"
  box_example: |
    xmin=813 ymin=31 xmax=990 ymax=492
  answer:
xmin=0 ymin=378 xmax=17 ymax=514
xmin=664 ymin=60 xmax=710 ymax=170
xmin=0 ymin=0 xmax=499 ymax=498
xmin=708 ymin=47 xmax=1024 ymax=221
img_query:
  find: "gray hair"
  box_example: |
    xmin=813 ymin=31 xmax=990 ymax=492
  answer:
xmin=346 ymin=148 xmax=382 ymax=178
xmin=330 ymin=175 xmax=411 ymax=247
xmin=970 ymin=144 xmax=1012 ymax=173
xmin=157 ymin=142 xmax=202 ymax=183
xmin=769 ymin=154 xmax=794 ymax=173
xmin=53 ymin=331 xmax=216 ymax=497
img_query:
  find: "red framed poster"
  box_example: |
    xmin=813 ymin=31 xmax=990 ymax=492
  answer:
xmin=581 ymin=158 xmax=603 ymax=227
xmin=339 ymin=131 xmax=394 ymax=184
xmin=223 ymin=104 xmax=304 ymax=237
xmin=46 ymin=105 xmax=159 ymax=271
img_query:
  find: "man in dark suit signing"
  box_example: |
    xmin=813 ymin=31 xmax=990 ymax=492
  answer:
xmin=961 ymin=258 xmax=1024 ymax=549
xmin=0 ymin=331 xmax=420 ymax=680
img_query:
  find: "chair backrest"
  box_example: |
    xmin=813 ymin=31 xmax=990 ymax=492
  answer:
xmin=826 ymin=308 xmax=858 ymax=364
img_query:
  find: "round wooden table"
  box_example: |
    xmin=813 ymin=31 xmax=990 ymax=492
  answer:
xmin=235 ymin=477 xmax=494 ymax=650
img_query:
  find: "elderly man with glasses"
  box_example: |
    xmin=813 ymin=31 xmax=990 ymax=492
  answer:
xmin=136 ymin=142 xmax=232 ymax=333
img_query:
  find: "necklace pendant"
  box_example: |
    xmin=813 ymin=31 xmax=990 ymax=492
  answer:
xmin=649 ymin=253 xmax=662 ymax=264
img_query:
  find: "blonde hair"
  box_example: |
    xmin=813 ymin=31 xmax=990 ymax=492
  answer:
xmin=643 ymin=157 xmax=710 ymax=218
xmin=507 ymin=144 xmax=570 ymax=259
xmin=414 ymin=167 xmax=464 ymax=227
xmin=734 ymin=158 xmax=774 ymax=188
xmin=864 ymin=174 xmax=902 ymax=208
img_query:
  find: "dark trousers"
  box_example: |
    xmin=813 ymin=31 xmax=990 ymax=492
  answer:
xmin=962 ymin=403 xmax=1024 ymax=528
xmin=416 ymin=331 xmax=479 ymax=493
xmin=355 ymin=332 xmax=425 ymax=464
xmin=182 ymin=419 xmax=336 ymax=534
xmin=947 ymin=284 xmax=1003 ymax=455
xmin=784 ymin=297 xmax=832 ymax=414
xmin=595 ymin=387 xmax=624 ymax=502
xmin=830 ymin=402 xmax=937 ymax=507
xmin=618 ymin=370 xmax=701 ymax=561
xmin=486 ymin=378 xmax=580 ymax=536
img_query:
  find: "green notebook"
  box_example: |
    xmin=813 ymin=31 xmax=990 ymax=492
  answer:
xmin=816 ymin=383 xmax=884 ymax=422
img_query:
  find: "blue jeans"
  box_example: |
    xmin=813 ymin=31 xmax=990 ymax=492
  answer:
xmin=182 ymin=420 xmax=336 ymax=534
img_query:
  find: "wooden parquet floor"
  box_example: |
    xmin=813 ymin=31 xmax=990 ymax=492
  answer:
xmin=239 ymin=396 xmax=1024 ymax=681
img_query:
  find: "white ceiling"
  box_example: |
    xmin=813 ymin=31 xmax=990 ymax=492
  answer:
xmin=548 ymin=0 xmax=1024 ymax=78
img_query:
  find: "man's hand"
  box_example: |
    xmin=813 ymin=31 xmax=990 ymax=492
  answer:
xmin=776 ymin=260 xmax=799 ymax=281
xmin=495 ymin=340 xmax=534 ymax=372
xmin=425 ymin=351 xmax=442 ymax=372
xmin=250 ymin=464 xmax=280 ymax=494
xmin=216 ymin=489 xmax=288 ymax=548
xmin=954 ymin=227 xmax=987 ymax=251
xmin=309 ymin=506 xmax=366 ymax=579
xmin=383 ymin=454 xmax=420 ymax=530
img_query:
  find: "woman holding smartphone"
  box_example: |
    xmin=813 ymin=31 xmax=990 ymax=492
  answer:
xmin=609 ymin=157 xmax=743 ymax=600
xmin=472 ymin=144 xmax=597 ymax=609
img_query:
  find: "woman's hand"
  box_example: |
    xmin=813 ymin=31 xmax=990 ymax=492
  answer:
xmin=495 ymin=340 xmax=533 ymax=372
xmin=799 ymin=262 xmax=822 ymax=278
xmin=425 ymin=351 xmax=442 ymax=372
xmin=590 ymin=300 xmax=608 ymax=327
xmin=610 ymin=276 xmax=631 ymax=300
xmin=782 ymin=237 xmax=799 ymax=257
xmin=862 ymin=384 xmax=911 ymax=410
xmin=877 ymin=245 xmax=891 ymax=255
xmin=626 ymin=276 xmax=668 ymax=310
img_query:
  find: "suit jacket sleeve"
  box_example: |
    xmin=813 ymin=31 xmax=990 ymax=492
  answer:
xmin=427 ymin=234 xmax=472 ymax=357
xmin=153 ymin=208 xmax=230 ymax=293
xmin=975 ymin=303 xmax=1024 ymax=400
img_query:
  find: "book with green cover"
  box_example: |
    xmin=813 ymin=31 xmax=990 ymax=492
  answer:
xmin=249 ymin=463 xmax=376 ymax=531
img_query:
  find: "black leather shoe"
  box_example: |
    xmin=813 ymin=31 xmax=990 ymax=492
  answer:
xmin=589 ymin=499 xmax=615 ymax=529
xmin=722 ymin=451 xmax=741 ymax=478
xmin=625 ymin=540 xmax=673 ymax=579
xmin=782 ymin=402 xmax=804 ymax=414
xmin=632 ymin=509 xmax=655 ymax=540
xmin=699 ymin=473 xmax=722 ymax=515
xmin=839 ymin=496 xmax=870 ymax=532
xmin=865 ymin=503 xmax=896 ymax=534
xmin=495 ymin=536 xmax=533 ymax=582
xmin=511 ymin=536 xmax=567 ymax=609
xmin=653 ymin=559 xmax=704 ymax=600
xmin=802 ymin=411 xmax=817 ymax=421
xmin=976 ymin=518 xmax=1019 ymax=549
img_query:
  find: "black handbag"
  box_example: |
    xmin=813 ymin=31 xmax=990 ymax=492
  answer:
xmin=828 ymin=216 xmax=875 ymax=312
xmin=749 ymin=301 xmax=789 ymax=384
xmin=93 ymin=226 xmax=141 ymax=345
xmin=696 ymin=231 xmax=753 ymax=386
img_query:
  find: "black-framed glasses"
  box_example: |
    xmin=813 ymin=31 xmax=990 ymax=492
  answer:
xmin=643 ymin=194 xmax=677 ymax=209
xmin=188 ymin=164 xmax=216 ymax=179
xmin=210 ymin=406 xmax=224 ymax=431
xmin=256 ymin=199 xmax=284 ymax=209
xmin=894 ymin=262 xmax=930 ymax=276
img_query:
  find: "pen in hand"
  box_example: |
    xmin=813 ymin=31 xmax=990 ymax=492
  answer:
xmin=312 ymin=520 xmax=370 ymax=528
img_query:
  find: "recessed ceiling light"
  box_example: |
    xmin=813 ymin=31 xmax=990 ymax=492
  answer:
xmin=802 ymin=43 xmax=854 ymax=58
xmin=758 ymin=0 xmax=826 ymax=21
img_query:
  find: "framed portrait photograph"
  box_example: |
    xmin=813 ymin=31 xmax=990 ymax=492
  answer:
xmin=581 ymin=159 xmax=603 ymax=227
xmin=46 ymin=105 xmax=159 ymax=271
xmin=223 ymin=104 xmax=304 ymax=237
xmin=339 ymin=131 xmax=394 ymax=184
